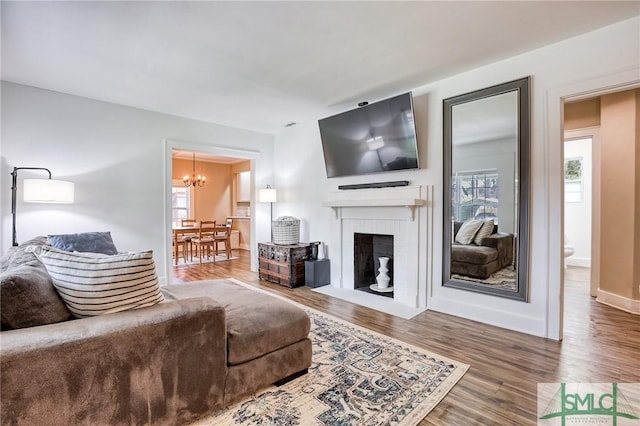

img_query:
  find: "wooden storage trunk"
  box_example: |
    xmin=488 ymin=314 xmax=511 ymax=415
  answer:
xmin=258 ymin=242 xmax=310 ymax=288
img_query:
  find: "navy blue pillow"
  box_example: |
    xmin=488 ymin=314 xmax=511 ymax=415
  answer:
xmin=47 ymin=232 xmax=118 ymax=255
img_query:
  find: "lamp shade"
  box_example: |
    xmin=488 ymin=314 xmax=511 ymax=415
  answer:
xmin=23 ymin=179 xmax=75 ymax=204
xmin=258 ymin=187 xmax=277 ymax=203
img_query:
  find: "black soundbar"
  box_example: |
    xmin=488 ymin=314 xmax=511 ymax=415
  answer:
xmin=338 ymin=181 xmax=409 ymax=190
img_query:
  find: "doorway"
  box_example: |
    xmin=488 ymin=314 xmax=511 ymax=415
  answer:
xmin=563 ymin=128 xmax=598 ymax=298
xmin=171 ymin=149 xmax=251 ymax=226
xmin=559 ymin=86 xmax=640 ymax=339
xmin=549 ymin=71 xmax=640 ymax=340
xmin=163 ymin=140 xmax=260 ymax=282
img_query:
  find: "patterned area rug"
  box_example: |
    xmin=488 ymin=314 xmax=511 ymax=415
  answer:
xmin=452 ymin=266 xmax=516 ymax=291
xmin=191 ymin=293 xmax=469 ymax=425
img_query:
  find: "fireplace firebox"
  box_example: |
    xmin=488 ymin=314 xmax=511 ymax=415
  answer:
xmin=354 ymin=233 xmax=393 ymax=297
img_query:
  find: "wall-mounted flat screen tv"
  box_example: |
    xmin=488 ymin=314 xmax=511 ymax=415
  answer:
xmin=318 ymin=92 xmax=419 ymax=178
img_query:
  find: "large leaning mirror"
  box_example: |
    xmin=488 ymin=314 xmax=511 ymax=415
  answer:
xmin=443 ymin=77 xmax=530 ymax=301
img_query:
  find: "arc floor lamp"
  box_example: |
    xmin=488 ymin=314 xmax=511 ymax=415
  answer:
xmin=11 ymin=167 xmax=75 ymax=246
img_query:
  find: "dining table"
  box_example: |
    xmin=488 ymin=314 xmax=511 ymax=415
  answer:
xmin=172 ymin=223 xmax=230 ymax=265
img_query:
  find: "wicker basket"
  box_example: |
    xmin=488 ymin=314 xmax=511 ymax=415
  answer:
xmin=272 ymin=216 xmax=300 ymax=245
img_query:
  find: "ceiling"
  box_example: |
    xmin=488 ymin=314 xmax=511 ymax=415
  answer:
xmin=452 ymin=91 xmax=518 ymax=146
xmin=2 ymin=1 xmax=639 ymax=135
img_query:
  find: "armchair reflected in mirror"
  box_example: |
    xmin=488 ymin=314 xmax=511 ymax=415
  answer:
xmin=443 ymin=77 xmax=530 ymax=301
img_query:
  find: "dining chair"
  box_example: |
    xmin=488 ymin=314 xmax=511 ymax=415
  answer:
xmin=173 ymin=219 xmax=197 ymax=265
xmin=182 ymin=218 xmax=197 ymax=227
xmin=213 ymin=224 xmax=232 ymax=260
xmin=220 ymin=217 xmax=234 ymax=258
xmin=179 ymin=219 xmax=198 ymax=261
xmin=192 ymin=220 xmax=216 ymax=263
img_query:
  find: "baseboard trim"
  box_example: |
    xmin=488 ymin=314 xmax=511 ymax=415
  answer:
xmin=596 ymin=289 xmax=640 ymax=314
xmin=428 ymin=295 xmax=548 ymax=338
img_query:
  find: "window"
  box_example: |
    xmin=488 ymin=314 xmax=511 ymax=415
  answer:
xmin=172 ymin=184 xmax=192 ymax=226
xmin=452 ymin=170 xmax=499 ymax=223
xmin=564 ymin=157 xmax=583 ymax=203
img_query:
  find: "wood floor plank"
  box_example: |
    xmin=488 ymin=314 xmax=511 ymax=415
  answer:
xmin=171 ymin=250 xmax=640 ymax=425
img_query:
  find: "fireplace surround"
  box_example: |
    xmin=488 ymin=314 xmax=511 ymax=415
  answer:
xmin=322 ymin=185 xmax=429 ymax=313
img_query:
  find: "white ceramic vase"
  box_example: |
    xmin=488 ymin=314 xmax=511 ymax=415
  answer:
xmin=317 ymin=242 xmax=326 ymax=260
xmin=376 ymin=257 xmax=391 ymax=289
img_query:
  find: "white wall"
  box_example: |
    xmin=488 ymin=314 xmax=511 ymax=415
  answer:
xmin=564 ymin=137 xmax=593 ymax=267
xmin=273 ymin=16 xmax=640 ymax=338
xmin=1 ymin=82 xmax=274 ymax=283
xmin=269 ymin=122 xmax=334 ymax=248
xmin=453 ymin=138 xmax=517 ymax=234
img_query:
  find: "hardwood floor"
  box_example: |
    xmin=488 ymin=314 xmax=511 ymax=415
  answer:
xmin=172 ymin=251 xmax=640 ymax=425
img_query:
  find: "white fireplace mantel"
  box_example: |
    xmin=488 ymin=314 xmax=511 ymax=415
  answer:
xmin=322 ymin=198 xmax=426 ymax=220
xmin=320 ymin=185 xmax=431 ymax=315
xmin=322 ymin=186 xmax=426 ymax=221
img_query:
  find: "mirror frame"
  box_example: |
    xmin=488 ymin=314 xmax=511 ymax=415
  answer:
xmin=442 ymin=77 xmax=530 ymax=301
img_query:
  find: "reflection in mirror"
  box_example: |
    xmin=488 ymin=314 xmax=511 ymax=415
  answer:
xmin=443 ymin=77 xmax=530 ymax=301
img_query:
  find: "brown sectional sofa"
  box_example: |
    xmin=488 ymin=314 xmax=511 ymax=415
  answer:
xmin=0 ymin=239 xmax=312 ymax=426
xmin=161 ymin=281 xmax=312 ymax=407
xmin=450 ymin=221 xmax=514 ymax=279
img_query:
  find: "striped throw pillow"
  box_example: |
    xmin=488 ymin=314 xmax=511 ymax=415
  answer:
xmin=473 ymin=219 xmax=495 ymax=245
xmin=33 ymin=246 xmax=164 ymax=318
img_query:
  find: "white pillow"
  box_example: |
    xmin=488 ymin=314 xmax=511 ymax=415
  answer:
xmin=473 ymin=219 xmax=495 ymax=245
xmin=455 ymin=220 xmax=483 ymax=245
xmin=33 ymin=246 xmax=164 ymax=318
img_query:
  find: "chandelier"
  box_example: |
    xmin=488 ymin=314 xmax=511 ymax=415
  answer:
xmin=183 ymin=152 xmax=206 ymax=187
